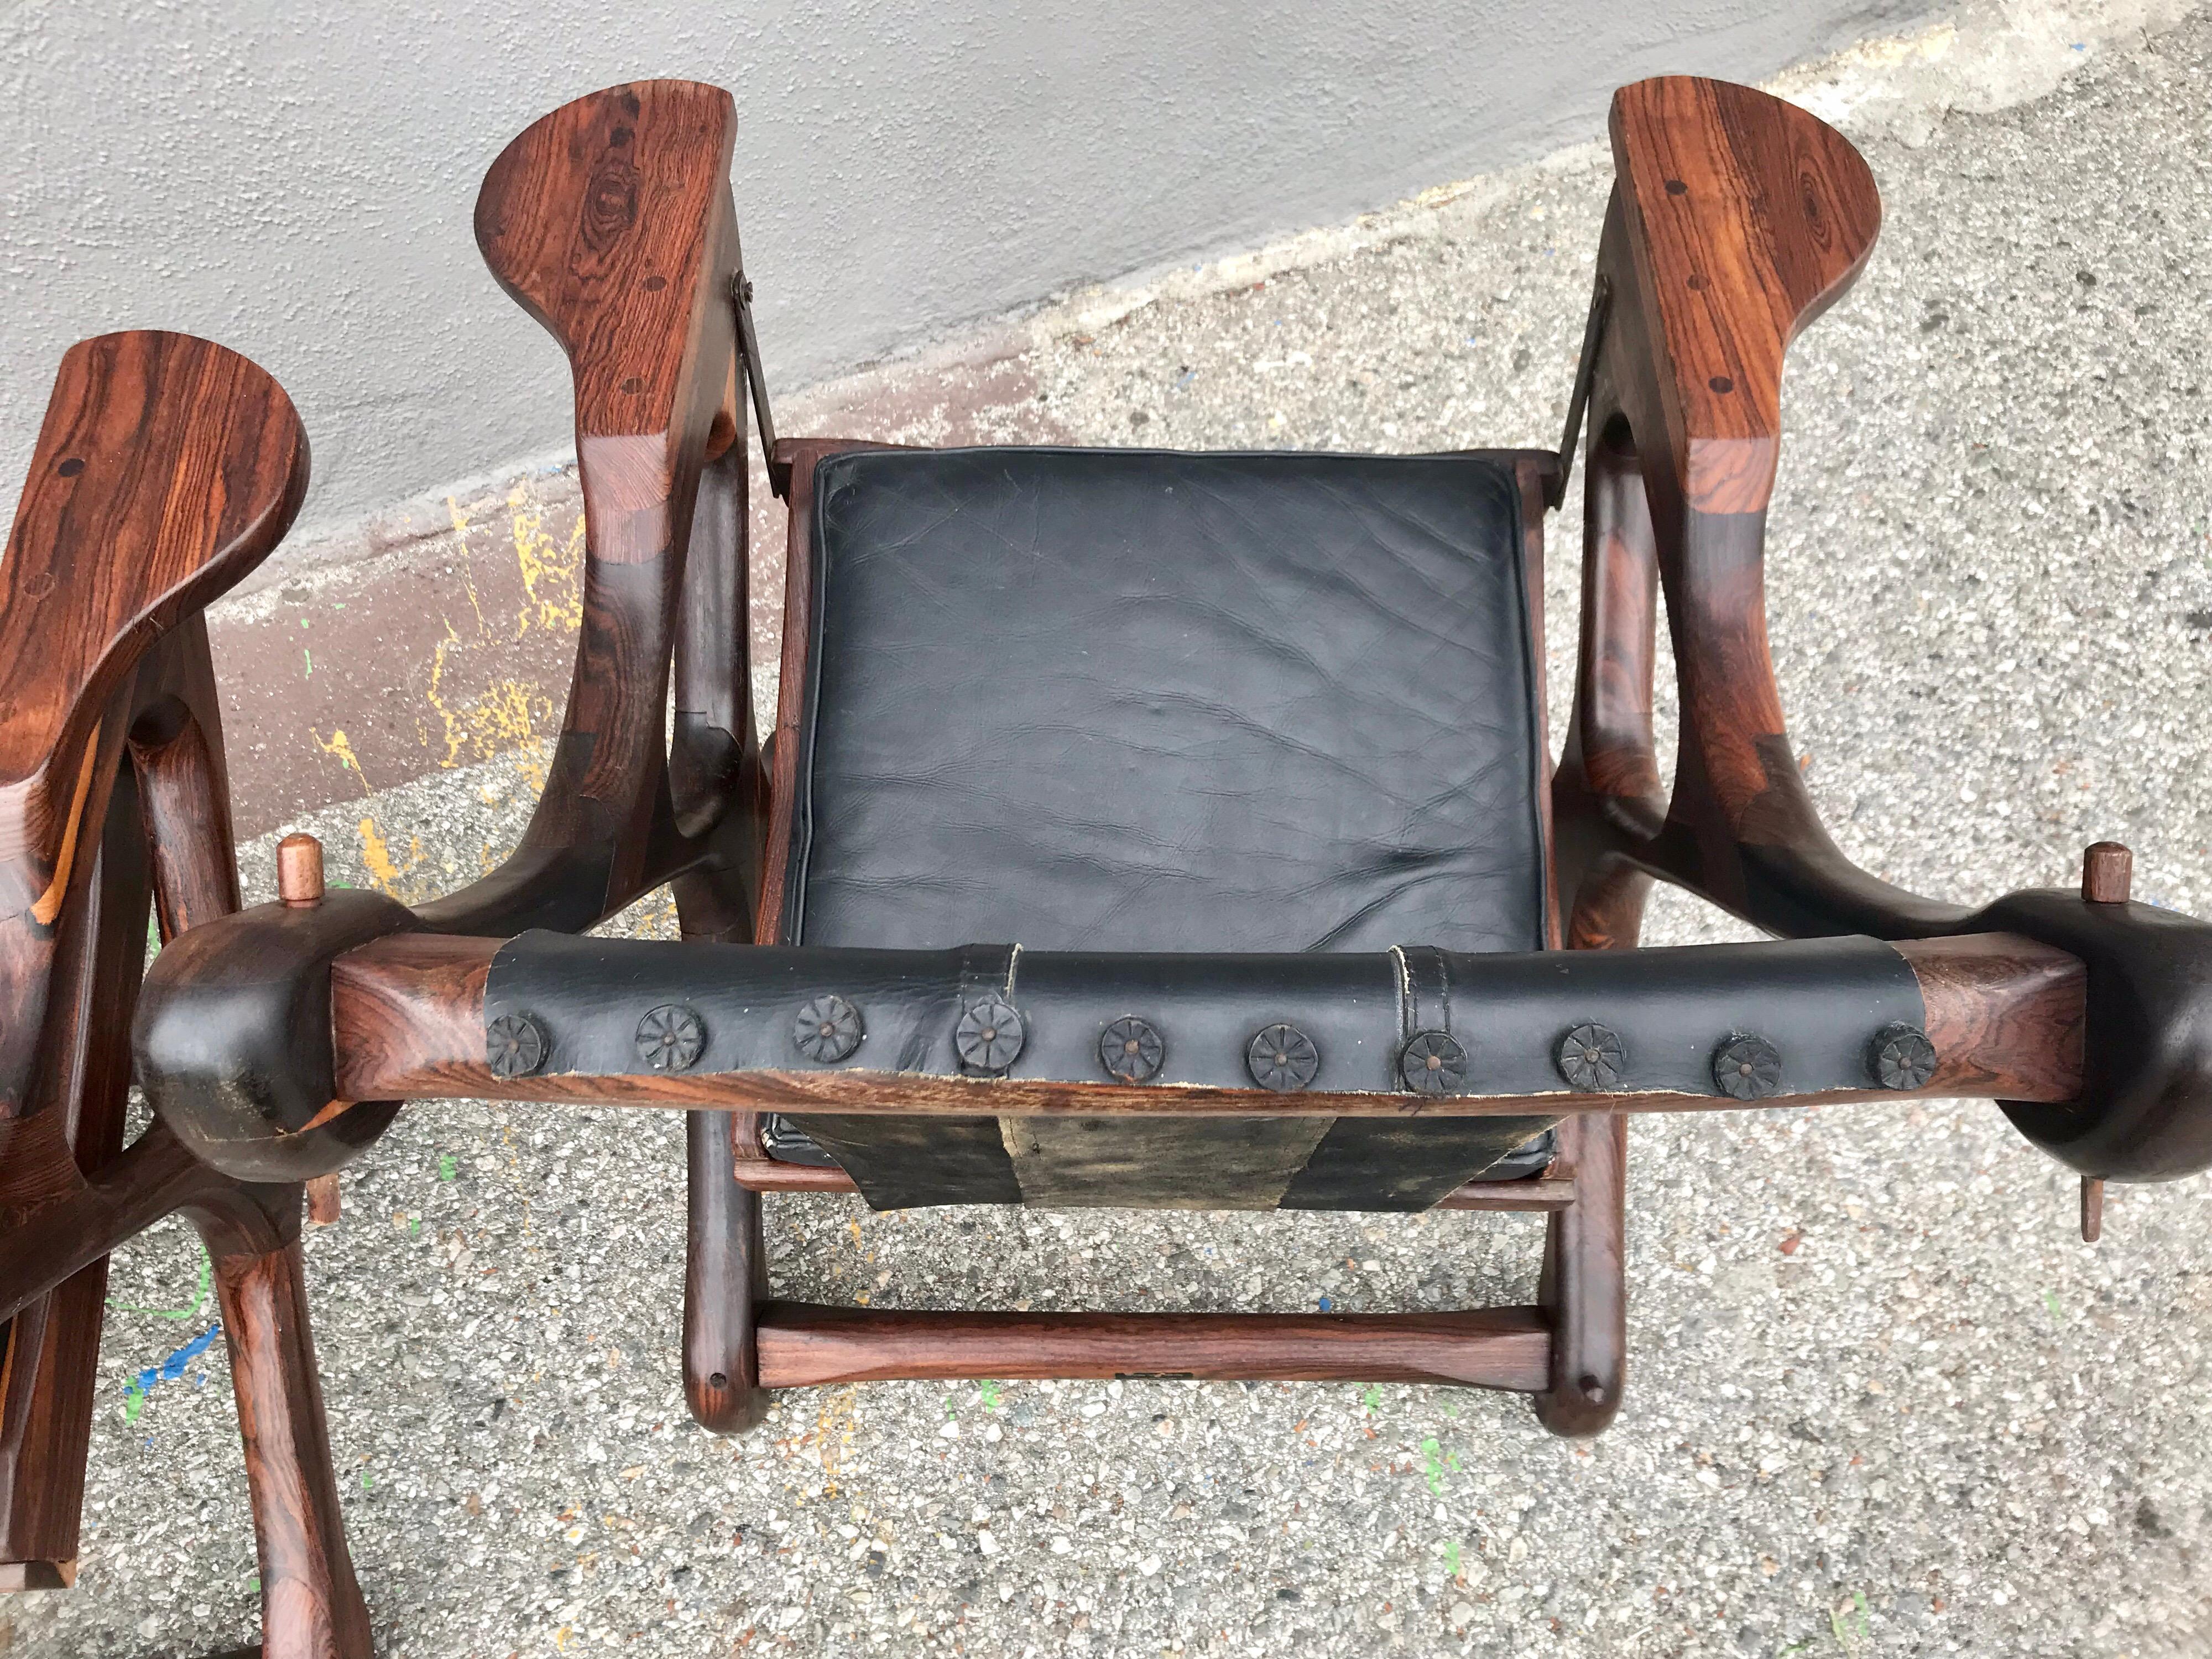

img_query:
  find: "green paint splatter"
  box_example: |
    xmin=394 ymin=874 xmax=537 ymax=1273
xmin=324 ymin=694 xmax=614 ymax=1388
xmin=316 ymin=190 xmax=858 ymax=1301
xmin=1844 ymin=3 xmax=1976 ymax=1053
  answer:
xmin=1362 ymin=1384 xmax=1381 ymax=1413
xmin=1444 ymin=1540 xmax=1461 ymax=1579
xmin=248 ymin=1577 xmax=260 ymax=1593
xmin=978 ymin=1381 xmax=1001 ymax=1413
xmin=108 ymin=1241 xmax=211 ymax=1322
xmin=123 ymin=1379 xmax=146 ymax=1423
xmin=2042 ymin=1288 xmax=2065 ymax=1323
xmin=409 ymin=1217 xmax=421 ymax=1238
xmin=1421 ymin=1437 xmax=1451 ymax=1495
xmin=438 ymin=1153 xmax=458 ymax=1181
xmin=302 ymin=648 xmax=312 ymax=677
xmin=361 ymin=1469 xmax=373 ymax=1490
xmin=1828 ymin=1589 xmax=1870 ymax=1650
xmin=943 ymin=1395 xmax=958 ymax=1418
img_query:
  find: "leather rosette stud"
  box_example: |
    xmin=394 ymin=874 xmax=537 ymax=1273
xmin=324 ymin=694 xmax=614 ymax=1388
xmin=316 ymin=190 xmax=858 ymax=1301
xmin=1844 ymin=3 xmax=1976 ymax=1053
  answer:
xmin=955 ymin=995 xmax=1026 ymax=1073
xmin=637 ymin=1005 xmax=707 ymax=1072
xmin=1099 ymin=1016 xmax=1165 ymax=1083
xmin=792 ymin=994 xmax=864 ymax=1063
xmin=1399 ymin=1030 xmax=1467 ymax=1095
xmin=1712 ymin=1034 xmax=1783 ymax=1100
xmin=486 ymin=1013 xmax=547 ymax=1079
xmin=1247 ymin=1024 xmax=1321 ymax=1092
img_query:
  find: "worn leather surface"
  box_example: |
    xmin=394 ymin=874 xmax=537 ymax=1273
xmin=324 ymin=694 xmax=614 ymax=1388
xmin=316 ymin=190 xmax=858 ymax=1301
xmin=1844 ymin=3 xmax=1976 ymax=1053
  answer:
xmin=483 ymin=929 xmax=1927 ymax=1211
xmin=486 ymin=932 xmax=1924 ymax=1095
xmin=782 ymin=446 xmax=1553 ymax=1207
xmin=789 ymin=447 xmax=1549 ymax=956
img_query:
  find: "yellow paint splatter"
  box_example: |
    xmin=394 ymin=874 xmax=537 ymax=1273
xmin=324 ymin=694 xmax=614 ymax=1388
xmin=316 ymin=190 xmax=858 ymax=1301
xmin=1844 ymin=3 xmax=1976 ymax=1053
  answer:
xmin=444 ymin=495 xmax=488 ymax=635
xmin=509 ymin=480 xmax=583 ymax=637
xmin=357 ymin=817 xmax=401 ymax=894
xmin=424 ymin=616 xmax=557 ymax=771
xmin=313 ymin=728 xmax=372 ymax=796
xmin=804 ymin=1386 xmax=860 ymax=1494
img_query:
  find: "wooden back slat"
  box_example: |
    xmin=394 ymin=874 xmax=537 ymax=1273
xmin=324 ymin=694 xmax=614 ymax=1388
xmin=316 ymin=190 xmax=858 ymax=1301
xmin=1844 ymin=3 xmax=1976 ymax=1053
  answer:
xmin=0 ymin=333 xmax=304 ymax=914
xmin=1610 ymin=76 xmax=1880 ymax=516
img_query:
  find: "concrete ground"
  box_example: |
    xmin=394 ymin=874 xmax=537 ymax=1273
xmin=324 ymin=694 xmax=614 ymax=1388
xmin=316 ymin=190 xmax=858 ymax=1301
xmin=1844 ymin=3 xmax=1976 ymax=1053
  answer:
xmin=10 ymin=6 xmax=2212 ymax=1656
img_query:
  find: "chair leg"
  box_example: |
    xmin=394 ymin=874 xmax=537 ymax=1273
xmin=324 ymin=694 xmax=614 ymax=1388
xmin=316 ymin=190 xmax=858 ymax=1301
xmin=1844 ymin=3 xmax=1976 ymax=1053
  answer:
xmin=684 ymin=1112 xmax=769 ymax=1433
xmin=201 ymin=1234 xmax=371 ymax=1659
xmin=1532 ymin=1110 xmax=1627 ymax=1437
xmin=0 ymin=760 xmax=155 ymax=1586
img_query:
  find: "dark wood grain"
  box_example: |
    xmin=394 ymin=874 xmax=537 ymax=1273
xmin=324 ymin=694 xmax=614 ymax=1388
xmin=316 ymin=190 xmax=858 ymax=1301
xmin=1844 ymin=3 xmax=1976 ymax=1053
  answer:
xmin=755 ymin=1303 xmax=1551 ymax=1391
xmin=416 ymin=82 xmax=746 ymax=935
xmin=754 ymin=437 xmax=905 ymax=945
xmin=726 ymin=1152 xmax=1576 ymax=1211
xmin=0 ymin=763 xmax=152 ymax=1579
xmin=127 ymin=617 xmax=243 ymax=940
xmin=2 ymin=332 xmax=304 ymax=1145
xmin=0 ymin=332 xmax=306 ymax=800
xmin=2082 ymin=841 xmax=2132 ymax=905
xmin=1433 ymin=1176 xmax=1578 ymax=1213
xmin=1554 ymin=411 xmax=1663 ymax=950
xmin=684 ymin=1113 xmax=767 ymax=1433
xmin=732 ymin=1146 xmax=862 ymax=1193
xmin=1532 ymin=1109 xmax=1627 ymax=1437
xmin=202 ymin=1242 xmax=371 ymax=1659
xmin=1900 ymin=933 xmax=2085 ymax=1101
xmin=666 ymin=428 xmax=770 ymax=1436
xmin=1610 ymin=76 xmax=1880 ymax=515
xmin=1552 ymin=86 xmax=1970 ymax=944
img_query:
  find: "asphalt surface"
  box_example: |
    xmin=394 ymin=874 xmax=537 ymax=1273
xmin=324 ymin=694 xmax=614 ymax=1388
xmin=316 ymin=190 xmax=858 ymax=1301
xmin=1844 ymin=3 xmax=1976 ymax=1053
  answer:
xmin=10 ymin=9 xmax=2212 ymax=1657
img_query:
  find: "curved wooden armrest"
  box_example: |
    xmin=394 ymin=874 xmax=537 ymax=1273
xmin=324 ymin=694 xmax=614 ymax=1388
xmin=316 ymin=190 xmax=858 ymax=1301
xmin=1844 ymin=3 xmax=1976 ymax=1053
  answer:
xmin=1608 ymin=75 xmax=1879 ymax=517
xmin=421 ymin=80 xmax=747 ymax=937
xmin=476 ymin=77 xmax=737 ymax=564
xmin=1559 ymin=79 xmax=1963 ymax=943
xmin=0 ymin=332 xmax=304 ymax=922
xmin=1 ymin=332 xmax=304 ymax=1123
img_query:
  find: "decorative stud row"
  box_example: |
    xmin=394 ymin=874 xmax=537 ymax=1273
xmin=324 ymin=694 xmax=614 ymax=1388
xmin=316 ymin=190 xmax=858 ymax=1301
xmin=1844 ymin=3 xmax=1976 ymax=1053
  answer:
xmin=481 ymin=1003 xmax=1940 ymax=1097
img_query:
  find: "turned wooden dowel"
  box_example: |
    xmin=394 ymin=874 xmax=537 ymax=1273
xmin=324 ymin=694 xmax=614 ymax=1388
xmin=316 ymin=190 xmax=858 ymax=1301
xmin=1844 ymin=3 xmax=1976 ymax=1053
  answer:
xmin=2075 ymin=842 xmax=2127 ymax=1242
xmin=2080 ymin=1176 xmax=2104 ymax=1245
xmin=2081 ymin=841 xmax=2132 ymax=906
xmin=277 ymin=833 xmax=324 ymax=907
xmin=754 ymin=1303 xmax=1551 ymax=1391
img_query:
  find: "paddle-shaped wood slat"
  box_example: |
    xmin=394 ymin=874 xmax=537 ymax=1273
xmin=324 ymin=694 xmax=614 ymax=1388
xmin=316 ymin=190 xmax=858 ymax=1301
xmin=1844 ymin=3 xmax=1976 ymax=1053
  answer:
xmin=1 ymin=330 xmax=304 ymax=1129
xmin=0 ymin=333 xmax=306 ymax=835
xmin=1610 ymin=76 xmax=1880 ymax=515
xmin=419 ymin=81 xmax=742 ymax=935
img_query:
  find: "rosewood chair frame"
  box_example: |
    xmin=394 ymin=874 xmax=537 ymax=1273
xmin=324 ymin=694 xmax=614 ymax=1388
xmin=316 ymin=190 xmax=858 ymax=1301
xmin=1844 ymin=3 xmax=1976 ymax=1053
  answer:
xmin=2 ymin=75 xmax=2198 ymax=1659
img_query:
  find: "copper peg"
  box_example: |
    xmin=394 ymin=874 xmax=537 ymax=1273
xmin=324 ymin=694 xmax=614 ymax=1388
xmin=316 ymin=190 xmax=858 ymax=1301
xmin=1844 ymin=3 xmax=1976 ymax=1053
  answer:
xmin=277 ymin=833 xmax=326 ymax=906
xmin=2080 ymin=1176 xmax=2104 ymax=1244
xmin=306 ymin=1173 xmax=341 ymax=1227
xmin=2081 ymin=841 xmax=2132 ymax=904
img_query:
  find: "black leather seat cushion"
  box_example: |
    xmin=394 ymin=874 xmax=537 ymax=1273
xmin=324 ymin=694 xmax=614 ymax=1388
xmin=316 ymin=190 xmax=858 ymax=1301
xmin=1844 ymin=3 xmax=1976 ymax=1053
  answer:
xmin=784 ymin=446 xmax=1554 ymax=1208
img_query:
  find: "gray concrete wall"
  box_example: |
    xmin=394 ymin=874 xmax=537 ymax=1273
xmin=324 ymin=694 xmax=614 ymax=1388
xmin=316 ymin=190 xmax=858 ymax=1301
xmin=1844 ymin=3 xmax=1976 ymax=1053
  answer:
xmin=1 ymin=0 xmax=1924 ymax=536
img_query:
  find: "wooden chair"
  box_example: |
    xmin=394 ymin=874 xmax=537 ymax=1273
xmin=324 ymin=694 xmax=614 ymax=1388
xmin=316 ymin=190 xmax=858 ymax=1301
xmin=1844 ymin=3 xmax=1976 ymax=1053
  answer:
xmin=4 ymin=75 xmax=2204 ymax=1659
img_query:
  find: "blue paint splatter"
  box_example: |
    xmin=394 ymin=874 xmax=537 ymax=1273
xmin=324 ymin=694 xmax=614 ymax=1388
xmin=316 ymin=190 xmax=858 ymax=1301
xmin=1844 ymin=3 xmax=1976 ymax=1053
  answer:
xmin=1316 ymin=1294 xmax=1333 ymax=1312
xmin=124 ymin=1322 xmax=222 ymax=1419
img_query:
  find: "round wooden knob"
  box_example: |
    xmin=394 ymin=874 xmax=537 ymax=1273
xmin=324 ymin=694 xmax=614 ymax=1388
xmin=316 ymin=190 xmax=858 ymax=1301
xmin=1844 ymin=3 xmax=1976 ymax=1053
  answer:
xmin=276 ymin=833 xmax=325 ymax=906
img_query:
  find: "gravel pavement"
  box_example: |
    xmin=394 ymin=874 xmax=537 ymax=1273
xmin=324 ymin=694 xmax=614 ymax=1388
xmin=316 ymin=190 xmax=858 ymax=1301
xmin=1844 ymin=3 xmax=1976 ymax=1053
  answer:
xmin=10 ymin=11 xmax=2212 ymax=1657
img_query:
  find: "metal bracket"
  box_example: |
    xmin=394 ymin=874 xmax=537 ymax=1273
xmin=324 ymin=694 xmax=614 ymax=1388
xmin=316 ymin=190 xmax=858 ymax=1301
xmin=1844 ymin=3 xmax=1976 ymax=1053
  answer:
xmin=1550 ymin=272 xmax=1611 ymax=510
xmin=731 ymin=265 xmax=782 ymax=496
